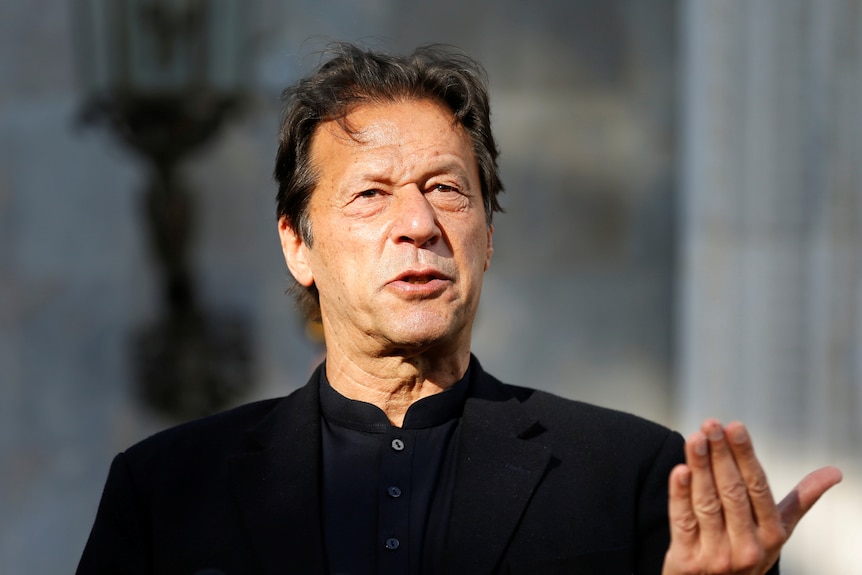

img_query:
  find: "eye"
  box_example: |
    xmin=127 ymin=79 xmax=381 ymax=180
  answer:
xmin=432 ymin=184 xmax=458 ymax=193
xmin=357 ymin=189 xmax=382 ymax=198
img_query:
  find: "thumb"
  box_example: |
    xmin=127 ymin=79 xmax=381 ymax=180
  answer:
xmin=777 ymin=466 xmax=842 ymax=537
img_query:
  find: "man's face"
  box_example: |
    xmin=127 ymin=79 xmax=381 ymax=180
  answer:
xmin=279 ymin=99 xmax=493 ymax=357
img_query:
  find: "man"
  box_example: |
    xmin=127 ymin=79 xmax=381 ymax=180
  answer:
xmin=78 ymin=43 xmax=841 ymax=575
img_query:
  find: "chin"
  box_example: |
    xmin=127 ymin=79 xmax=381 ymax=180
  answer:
xmin=382 ymin=315 xmax=466 ymax=352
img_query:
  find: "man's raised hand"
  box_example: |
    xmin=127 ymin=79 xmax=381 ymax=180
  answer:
xmin=662 ymin=419 xmax=842 ymax=575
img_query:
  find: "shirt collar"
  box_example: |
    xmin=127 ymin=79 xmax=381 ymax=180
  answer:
xmin=318 ymin=364 xmax=471 ymax=432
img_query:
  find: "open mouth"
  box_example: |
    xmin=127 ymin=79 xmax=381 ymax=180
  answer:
xmin=403 ymin=275 xmax=437 ymax=284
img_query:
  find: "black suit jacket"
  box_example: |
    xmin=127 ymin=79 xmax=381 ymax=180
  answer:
xmin=77 ymin=358 xmax=687 ymax=575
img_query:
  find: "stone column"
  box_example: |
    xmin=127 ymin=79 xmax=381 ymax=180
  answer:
xmin=678 ymin=1 xmax=862 ymax=572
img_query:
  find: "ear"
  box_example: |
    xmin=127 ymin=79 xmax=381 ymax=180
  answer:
xmin=484 ymin=224 xmax=494 ymax=271
xmin=278 ymin=216 xmax=314 ymax=287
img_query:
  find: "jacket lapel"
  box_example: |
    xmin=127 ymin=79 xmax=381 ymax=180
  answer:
xmin=227 ymin=368 xmax=327 ymax=575
xmin=444 ymin=366 xmax=552 ymax=574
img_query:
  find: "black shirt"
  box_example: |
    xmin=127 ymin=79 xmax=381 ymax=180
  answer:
xmin=319 ymin=366 xmax=470 ymax=575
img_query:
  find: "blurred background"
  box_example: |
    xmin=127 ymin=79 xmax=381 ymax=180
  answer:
xmin=1 ymin=0 xmax=859 ymax=572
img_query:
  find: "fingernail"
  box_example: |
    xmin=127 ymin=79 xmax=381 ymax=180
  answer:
xmin=708 ymin=427 xmax=723 ymax=441
xmin=730 ymin=426 xmax=748 ymax=444
xmin=694 ymin=436 xmax=707 ymax=456
xmin=679 ymin=470 xmax=691 ymax=487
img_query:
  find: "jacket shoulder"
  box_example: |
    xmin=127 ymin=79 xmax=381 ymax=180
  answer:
xmin=474 ymin=369 xmax=684 ymax=471
xmin=527 ymin=387 xmax=671 ymax=436
xmin=485 ymin=370 xmax=677 ymax=444
xmin=124 ymin=381 xmax=316 ymax=469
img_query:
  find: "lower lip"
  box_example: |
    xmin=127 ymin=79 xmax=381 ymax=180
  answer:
xmin=387 ymin=278 xmax=450 ymax=296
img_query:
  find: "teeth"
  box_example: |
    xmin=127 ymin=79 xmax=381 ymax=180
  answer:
xmin=406 ymin=276 xmax=432 ymax=284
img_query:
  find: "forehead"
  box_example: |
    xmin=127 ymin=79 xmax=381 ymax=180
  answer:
xmin=308 ymin=99 xmax=478 ymax=178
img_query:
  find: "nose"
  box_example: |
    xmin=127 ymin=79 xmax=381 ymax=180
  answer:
xmin=390 ymin=187 xmax=441 ymax=248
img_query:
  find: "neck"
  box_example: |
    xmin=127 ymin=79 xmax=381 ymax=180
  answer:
xmin=323 ymin=346 xmax=471 ymax=427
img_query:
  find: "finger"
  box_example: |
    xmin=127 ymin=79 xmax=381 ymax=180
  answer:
xmin=723 ymin=421 xmax=780 ymax=528
xmin=667 ymin=464 xmax=700 ymax=548
xmin=778 ymin=466 xmax=843 ymax=538
xmin=701 ymin=419 xmax=757 ymax=538
xmin=685 ymin=428 xmax=725 ymax=537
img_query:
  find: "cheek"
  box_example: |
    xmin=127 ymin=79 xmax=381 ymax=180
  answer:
xmin=314 ymin=237 xmax=375 ymax=289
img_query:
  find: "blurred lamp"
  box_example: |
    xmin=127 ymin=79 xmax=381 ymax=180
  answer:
xmin=75 ymin=0 xmax=253 ymax=419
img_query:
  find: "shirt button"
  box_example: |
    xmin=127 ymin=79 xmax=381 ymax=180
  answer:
xmin=385 ymin=537 xmax=400 ymax=550
xmin=391 ymin=438 xmax=405 ymax=451
xmin=387 ymin=486 xmax=402 ymax=498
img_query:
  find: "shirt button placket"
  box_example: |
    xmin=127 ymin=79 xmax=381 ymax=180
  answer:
xmin=380 ymin=433 xmax=410 ymax=573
